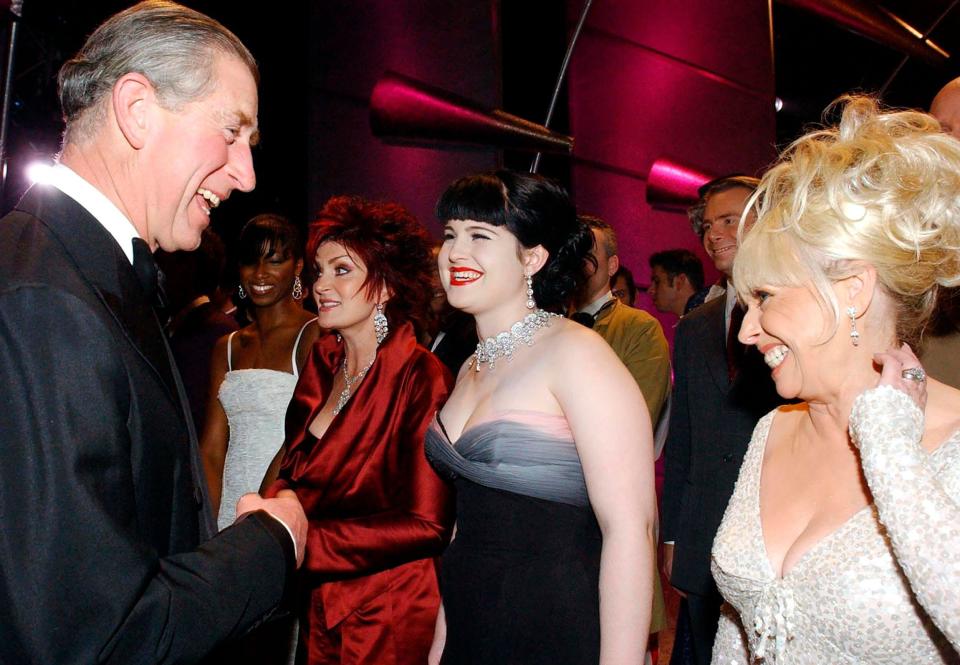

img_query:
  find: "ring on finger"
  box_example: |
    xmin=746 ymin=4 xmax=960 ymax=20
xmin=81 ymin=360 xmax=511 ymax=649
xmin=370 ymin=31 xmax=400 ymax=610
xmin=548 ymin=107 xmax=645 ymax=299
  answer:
xmin=901 ymin=367 xmax=926 ymax=382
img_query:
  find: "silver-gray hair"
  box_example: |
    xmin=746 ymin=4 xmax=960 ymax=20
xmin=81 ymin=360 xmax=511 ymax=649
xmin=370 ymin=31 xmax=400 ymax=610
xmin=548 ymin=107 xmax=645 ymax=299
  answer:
xmin=58 ymin=0 xmax=258 ymax=144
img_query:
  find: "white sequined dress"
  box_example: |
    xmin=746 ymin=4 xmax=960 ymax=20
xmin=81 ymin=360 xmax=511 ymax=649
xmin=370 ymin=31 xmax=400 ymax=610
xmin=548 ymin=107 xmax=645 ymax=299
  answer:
xmin=711 ymin=386 xmax=960 ymax=664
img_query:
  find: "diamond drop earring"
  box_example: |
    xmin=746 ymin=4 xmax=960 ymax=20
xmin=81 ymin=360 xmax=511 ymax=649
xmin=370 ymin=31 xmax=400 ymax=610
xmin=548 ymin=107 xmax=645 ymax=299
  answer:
xmin=525 ymin=273 xmax=535 ymax=309
xmin=374 ymin=303 xmax=389 ymax=345
xmin=237 ymin=284 xmax=246 ymax=299
xmin=292 ymin=275 xmax=304 ymax=300
xmin=847 ymin=306 xmax=859 ymax=347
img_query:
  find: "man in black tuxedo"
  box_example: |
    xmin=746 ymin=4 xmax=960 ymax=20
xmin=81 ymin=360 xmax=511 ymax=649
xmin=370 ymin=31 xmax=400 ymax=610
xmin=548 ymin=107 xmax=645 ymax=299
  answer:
xmin=0 ymin=3 xmax=306 ymax=663
xmin=661 ymin=176 xmax=783 ymax=664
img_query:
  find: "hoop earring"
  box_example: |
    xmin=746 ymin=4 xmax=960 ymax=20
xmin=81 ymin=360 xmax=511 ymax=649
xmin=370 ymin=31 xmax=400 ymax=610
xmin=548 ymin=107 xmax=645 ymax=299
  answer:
xmin=237 ymin=284 xmax=246 ymax=299
xmin=374 ymin=303 xmax=389 ymax=345
xmin=847 ymin=306 xmax=860 ymax=347
xmin=292 ymin=275 xmax=304 ymax=300
xmin=525 ymin=273 xmax=536 ymax=309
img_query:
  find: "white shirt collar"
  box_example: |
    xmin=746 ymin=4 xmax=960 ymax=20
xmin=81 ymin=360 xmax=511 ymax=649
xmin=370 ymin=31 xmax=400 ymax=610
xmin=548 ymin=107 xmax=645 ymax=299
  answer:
xmin=42 ymin=163 xmax=141 ymax=264
xmin=704 ymin=281 xmax=726 ymax=304
xmin=723 ymin=280 xmax=737 ymax=332
xmin=580 ymin=290 xmax=615 ymax=317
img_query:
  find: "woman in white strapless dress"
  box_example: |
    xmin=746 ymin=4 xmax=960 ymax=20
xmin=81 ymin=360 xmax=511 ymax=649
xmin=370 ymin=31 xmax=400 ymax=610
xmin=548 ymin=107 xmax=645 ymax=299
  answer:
xmin=201 ymin=213 xmax=319 ymax=527
xmin=200 ymin=214 xmax=318 ymax=665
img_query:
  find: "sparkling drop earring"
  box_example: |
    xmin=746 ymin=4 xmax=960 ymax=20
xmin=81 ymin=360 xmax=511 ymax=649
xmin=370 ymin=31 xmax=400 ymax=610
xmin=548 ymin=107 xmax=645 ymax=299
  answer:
xmin=237 ymin=284 xmax=246 ymax=299
xmin=374 ymin=303 xmax=389 ymax=345
xmin=292 ymin=275 xmax=304 ymax=300
xmin=525 ymin=273 xmax=535 ymax=309
xmin=847 ymin=306 xmax=859 ymax=347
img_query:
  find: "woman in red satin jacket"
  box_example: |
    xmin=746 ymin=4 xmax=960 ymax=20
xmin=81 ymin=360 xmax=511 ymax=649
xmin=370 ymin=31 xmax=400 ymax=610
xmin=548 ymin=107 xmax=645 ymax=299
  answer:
xmin=267 ymin=195 xmax=454 ymax=664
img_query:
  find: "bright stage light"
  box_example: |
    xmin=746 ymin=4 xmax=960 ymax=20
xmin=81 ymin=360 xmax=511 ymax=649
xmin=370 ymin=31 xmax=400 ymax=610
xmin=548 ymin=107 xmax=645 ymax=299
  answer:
xmin=26 ymin=162 xmax=54 ymax=184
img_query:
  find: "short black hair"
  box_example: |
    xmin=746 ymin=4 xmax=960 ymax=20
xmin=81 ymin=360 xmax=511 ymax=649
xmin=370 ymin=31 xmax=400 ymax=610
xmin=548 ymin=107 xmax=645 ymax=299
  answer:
xmin=436 ymin=169 xmax=594 ymax=312
xmin=237 ymin=213 xmax=303 ymax=267
xmin=649 ymin=248 xmax=705 ymax=291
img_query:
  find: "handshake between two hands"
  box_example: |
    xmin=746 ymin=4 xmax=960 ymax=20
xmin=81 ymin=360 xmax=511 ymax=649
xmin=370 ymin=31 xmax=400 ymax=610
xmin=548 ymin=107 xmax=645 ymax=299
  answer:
xmin=236 ymin=490 xmax=308 ymax=568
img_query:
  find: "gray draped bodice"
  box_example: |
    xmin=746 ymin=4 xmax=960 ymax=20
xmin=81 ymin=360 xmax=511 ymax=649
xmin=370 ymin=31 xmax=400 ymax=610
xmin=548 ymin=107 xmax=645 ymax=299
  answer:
xmin=425 ymin=410 xmax=589 ymax=507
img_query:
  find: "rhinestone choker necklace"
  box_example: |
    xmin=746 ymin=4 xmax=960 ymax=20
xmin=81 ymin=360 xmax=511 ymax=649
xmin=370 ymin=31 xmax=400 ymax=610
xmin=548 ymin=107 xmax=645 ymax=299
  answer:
xmin=471 ymin=309 xmax=560 ymax=372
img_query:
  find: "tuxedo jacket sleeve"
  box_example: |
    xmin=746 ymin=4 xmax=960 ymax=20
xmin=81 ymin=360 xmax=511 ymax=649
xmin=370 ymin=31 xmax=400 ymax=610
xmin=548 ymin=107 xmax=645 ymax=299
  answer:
xmin=661 ymin=307 xmax=694 ymax=548
xmin=0 ymin=191 xmax=295 ymax=665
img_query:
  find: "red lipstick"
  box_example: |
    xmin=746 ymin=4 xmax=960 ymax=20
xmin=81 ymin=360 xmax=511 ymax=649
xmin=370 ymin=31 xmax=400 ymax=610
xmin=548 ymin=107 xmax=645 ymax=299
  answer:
xmin=449 ymin=266 xmax=483 ymax=286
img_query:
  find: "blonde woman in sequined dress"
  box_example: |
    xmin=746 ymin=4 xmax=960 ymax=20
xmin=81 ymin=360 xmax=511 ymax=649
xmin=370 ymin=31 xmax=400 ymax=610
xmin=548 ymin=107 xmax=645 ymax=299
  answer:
xmin=710 ymin=96 xmax=960 ymax=664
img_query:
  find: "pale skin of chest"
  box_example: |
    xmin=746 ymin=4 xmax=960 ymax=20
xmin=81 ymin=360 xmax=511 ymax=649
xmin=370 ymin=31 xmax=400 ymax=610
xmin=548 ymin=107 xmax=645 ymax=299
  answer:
xmin=760 ymin=391 xmax=960 ymax=578
xmin=759 ymin=409 xmax=872 ymax=578
xmin=439 ymin=331 xmax=564 ymax=441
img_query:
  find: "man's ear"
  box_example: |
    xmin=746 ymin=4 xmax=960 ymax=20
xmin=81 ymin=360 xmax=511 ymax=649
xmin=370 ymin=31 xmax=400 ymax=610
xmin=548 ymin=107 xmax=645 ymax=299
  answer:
xmin=112 ymin=72 xmax=156 ymax=150
xmin=674 ymin=273 xmax=689 ymax=289
xmin=606 ymin=254 xmax=620 ymax=278
xmin=522 ymin=244 xmax=549 ymax=276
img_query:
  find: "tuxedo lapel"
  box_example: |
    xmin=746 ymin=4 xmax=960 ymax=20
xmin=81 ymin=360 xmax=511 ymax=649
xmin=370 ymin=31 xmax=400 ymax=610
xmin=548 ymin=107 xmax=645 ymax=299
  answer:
xmin=16 ymin=186 xmax=179 ymax=405
xmin=702 ymin=297 xmax=731 ymax=392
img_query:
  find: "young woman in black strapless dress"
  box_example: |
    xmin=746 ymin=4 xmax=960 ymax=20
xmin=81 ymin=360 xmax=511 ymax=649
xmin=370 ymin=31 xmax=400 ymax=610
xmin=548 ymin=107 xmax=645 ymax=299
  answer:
xmin=425 ymin=170 xmax=657 ymax=664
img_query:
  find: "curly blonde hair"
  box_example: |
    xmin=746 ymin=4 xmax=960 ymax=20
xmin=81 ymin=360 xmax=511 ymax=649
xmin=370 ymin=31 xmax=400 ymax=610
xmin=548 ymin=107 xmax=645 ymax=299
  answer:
xmin=733 ymin=95 xmax=960 ymax=347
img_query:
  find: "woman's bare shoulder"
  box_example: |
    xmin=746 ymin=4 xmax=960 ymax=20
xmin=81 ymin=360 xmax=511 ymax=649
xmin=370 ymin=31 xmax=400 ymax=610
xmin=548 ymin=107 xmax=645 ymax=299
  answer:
xmin=540 ymin=316 xmax=622 ymax=365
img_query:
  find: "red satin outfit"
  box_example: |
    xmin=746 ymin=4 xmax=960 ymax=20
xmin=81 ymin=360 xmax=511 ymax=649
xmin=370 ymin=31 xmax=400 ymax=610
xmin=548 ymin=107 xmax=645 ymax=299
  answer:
xmin=271 ymin=322 xmax=454 ymax=664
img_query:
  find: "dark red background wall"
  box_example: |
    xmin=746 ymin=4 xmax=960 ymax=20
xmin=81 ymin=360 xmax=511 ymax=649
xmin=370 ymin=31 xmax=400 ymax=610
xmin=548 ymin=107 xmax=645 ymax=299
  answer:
xmin=307 ymin=1 xmax=500 ymax=232
xmin=567 ymin=0 xmax=777 ymax=339
xmin=303 ymin=0 xmax=776 ymax=339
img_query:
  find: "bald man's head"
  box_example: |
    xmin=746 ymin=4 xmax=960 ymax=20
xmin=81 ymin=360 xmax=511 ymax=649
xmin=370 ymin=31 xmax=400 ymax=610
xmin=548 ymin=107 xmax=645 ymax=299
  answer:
xmin=931 ymin=78 xmax=960 ymax=139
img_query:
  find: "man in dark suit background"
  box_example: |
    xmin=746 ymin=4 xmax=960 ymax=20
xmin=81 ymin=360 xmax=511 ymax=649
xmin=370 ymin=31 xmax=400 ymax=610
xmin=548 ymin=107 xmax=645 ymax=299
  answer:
xmin=0 ymin=2 xmax=306 ymax=663
xmin=661 ymin=175 xmax=783 ymax=664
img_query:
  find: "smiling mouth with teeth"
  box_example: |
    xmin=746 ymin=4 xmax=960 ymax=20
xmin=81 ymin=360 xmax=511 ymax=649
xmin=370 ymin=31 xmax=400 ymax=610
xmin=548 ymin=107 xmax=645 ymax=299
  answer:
xmin=449 ymin=268 xmax=483 ymax=285
xmin=249 ymin=284 xmax=275 ymax=295
xmin=764 ymin=345 xmax=789 ymax=369
xmin=197 ymin=187 xmax=221 ymax=214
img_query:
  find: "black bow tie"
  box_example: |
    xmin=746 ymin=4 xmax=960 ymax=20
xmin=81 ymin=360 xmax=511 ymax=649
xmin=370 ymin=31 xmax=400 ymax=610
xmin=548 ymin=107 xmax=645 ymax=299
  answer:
xmin=571 ymin=299 xmax=616 ymax=329
xmin=131 ymin=238 xmax=167 ymax=310
xmin=570 ymin=311 xmax=596 ymax=328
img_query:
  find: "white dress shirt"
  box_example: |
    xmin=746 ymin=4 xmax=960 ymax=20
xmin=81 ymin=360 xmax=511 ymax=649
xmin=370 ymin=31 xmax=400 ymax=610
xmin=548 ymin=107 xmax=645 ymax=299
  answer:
xmin=43 ymin=163 xmax=141 ymax=264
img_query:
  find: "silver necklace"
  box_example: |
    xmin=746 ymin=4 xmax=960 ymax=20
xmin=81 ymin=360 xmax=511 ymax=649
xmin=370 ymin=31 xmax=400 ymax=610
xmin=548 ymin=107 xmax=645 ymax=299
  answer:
xmin=471 ymin=309 xmax=560 ymax=372
xmin=333 ymin=355 xmax=375 ymax=415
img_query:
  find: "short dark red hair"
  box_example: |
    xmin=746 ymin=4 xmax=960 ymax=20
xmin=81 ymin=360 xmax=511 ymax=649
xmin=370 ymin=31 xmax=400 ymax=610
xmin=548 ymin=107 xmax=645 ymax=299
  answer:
xmin=308 ymin=195 xmax=435 ymax=339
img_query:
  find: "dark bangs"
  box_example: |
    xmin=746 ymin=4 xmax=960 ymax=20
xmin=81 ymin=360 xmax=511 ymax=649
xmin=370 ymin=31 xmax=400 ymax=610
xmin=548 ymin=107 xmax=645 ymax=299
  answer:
xmin=435 ymin=172 xmax=512 ymax=227
xmin=237 ymin=214 xmax=302 ymax=266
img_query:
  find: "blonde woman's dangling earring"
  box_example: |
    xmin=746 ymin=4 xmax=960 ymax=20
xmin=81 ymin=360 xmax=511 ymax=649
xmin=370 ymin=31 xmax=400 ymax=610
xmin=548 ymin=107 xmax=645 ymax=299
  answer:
xmin=847 ymin=306 xmax=860 ymax=346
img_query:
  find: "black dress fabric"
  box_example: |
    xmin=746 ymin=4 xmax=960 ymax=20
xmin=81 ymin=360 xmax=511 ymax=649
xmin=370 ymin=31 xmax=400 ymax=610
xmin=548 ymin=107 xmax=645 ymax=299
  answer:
xmin=425 ymin=413 xmax=601 ymax=665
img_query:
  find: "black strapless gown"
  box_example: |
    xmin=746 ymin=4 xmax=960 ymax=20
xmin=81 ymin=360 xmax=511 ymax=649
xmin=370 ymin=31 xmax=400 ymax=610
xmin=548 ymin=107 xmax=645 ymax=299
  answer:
xmin=425 ymin=411 xmax=601 ymax=665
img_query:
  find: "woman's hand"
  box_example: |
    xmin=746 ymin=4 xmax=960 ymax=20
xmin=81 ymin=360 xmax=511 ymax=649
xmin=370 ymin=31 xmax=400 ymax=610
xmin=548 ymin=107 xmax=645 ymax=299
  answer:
xmin=873 ymin=342 xmax=928 ymax=412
